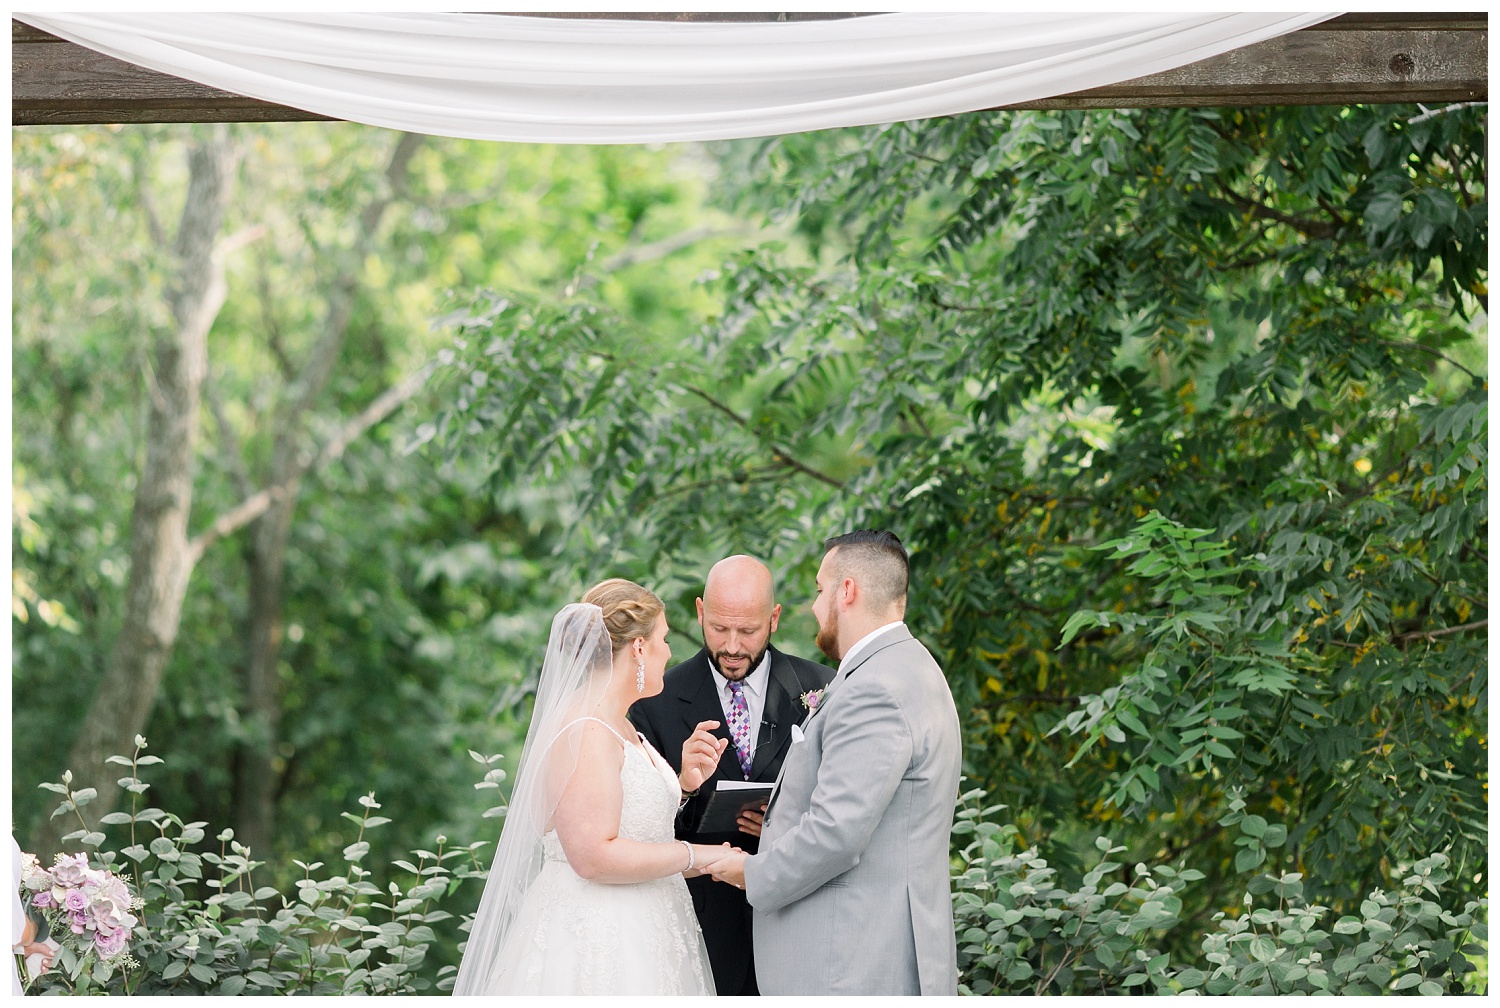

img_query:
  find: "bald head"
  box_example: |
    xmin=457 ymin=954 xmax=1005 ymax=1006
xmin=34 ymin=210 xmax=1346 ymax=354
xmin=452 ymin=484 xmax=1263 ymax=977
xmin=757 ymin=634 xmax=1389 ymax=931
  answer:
xmin=698 ymin=555 xmax=781 ymax=682
xmin=703 ymin=555 xmax=775 ymax=614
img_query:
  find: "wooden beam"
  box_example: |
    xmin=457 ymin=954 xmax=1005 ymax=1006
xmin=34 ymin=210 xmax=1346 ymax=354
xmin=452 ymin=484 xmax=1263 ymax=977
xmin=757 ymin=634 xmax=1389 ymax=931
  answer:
xmin=1008 ymin=19 xmax=1487 ymax=110
xmin=11 ymin=14 xmax=1487 ymax=127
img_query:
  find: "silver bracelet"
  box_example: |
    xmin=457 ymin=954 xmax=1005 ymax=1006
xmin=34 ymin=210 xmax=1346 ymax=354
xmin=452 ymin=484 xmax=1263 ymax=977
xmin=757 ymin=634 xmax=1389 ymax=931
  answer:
xmin=679 ymin=839 xmax=695 ymax=873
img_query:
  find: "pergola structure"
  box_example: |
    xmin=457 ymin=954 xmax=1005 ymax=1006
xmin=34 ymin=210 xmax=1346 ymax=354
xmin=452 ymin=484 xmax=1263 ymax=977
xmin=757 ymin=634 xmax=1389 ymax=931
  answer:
xmin=11 ymin=12 xmax=1487 ymax=126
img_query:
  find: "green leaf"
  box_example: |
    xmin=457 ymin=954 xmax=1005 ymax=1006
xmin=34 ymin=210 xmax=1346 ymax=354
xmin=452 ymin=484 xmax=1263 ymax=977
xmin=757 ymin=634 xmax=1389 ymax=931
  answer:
xmin=1365 ymin=190 xmax=1405 ymax=229
xmin=1058 ymin=610 xmax=1106 ymax=647
xmin=1236 ymin=847 xmax=1265 ymax=872
xmin=1176 ymin=968 xmax=1207 ymax=989
xmin=1239 ymin=815 xmax=1268 ymax=838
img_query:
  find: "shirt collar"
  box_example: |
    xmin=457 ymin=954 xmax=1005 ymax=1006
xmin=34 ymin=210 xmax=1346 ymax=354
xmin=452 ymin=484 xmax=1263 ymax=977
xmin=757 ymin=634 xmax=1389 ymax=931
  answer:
xmin=839 ymin=621 xmax=906 ymax=673
xmin=716 ymin=648 xmax=771 ymax=697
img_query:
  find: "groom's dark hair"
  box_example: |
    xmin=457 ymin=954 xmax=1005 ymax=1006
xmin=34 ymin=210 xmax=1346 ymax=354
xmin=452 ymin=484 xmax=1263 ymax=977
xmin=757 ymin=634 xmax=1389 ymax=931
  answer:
xmin=823 ymin=529 xmax=908 ymax=613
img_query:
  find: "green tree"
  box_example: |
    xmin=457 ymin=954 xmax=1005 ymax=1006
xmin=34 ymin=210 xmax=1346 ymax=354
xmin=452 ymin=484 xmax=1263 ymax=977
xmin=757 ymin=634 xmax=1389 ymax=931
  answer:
xmin=13 ymin=121 xmax=747 ymax=891
xmin=439 ymin=101 xmax=1486 ymax=932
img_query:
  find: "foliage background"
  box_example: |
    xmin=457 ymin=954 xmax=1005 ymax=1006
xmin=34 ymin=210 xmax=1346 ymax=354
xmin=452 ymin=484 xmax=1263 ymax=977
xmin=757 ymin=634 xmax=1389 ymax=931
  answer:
xmin=13 ymin=101 xmax=1486 ymax=992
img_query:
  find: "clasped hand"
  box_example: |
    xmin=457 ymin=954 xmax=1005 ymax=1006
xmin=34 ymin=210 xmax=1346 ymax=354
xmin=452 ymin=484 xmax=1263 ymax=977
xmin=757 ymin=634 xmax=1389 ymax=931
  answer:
xmin=693 ymin=844 xmax=748 ymax=890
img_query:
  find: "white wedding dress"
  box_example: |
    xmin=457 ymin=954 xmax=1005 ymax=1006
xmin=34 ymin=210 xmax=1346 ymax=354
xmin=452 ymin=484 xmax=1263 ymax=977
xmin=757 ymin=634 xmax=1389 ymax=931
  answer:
xmin=480 ymin=719 xmax=716 ymax=995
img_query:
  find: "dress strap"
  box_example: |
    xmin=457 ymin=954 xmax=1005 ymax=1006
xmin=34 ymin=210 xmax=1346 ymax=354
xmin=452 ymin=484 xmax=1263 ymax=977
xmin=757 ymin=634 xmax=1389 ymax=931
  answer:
xmin=555 ymin=715 xmax=636 ymax=751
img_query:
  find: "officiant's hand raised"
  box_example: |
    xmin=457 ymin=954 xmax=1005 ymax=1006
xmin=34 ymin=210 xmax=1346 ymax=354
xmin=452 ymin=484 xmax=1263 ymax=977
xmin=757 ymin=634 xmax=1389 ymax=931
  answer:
xmin=679 ymin=720 xmax=729 ymax=794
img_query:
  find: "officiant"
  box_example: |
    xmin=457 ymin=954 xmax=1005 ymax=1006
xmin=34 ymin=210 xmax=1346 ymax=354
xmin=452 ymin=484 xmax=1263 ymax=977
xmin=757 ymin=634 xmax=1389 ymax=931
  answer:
xmin=630 ymin=555 xmax=833 ymax=996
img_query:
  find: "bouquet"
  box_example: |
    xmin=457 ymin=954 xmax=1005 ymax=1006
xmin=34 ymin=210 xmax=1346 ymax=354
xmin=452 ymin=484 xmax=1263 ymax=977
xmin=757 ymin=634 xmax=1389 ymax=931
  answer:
xmin=20 ymin=852 xmax=141 ymax=973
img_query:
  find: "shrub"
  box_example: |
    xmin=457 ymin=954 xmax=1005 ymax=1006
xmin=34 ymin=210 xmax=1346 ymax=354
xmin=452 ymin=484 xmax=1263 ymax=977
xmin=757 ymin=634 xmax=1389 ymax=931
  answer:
xmin=26 ymin=742 xmax=1483 ymax=995
xmin=25 ymin=739 xmax=494 ymax=995
xmin=951 ymin=789 xmax=1487 ymax=995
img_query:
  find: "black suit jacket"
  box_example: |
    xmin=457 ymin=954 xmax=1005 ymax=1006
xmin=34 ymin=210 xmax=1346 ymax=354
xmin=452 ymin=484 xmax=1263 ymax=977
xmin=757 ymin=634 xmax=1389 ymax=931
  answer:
xmin=629 ymin=644 xmax=834 ymax=996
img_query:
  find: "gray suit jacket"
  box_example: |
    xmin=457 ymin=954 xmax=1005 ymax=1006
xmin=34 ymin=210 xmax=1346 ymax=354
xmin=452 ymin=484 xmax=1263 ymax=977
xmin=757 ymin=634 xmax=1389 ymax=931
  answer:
xmin=743 ymin=626 xmax=962 ymax=995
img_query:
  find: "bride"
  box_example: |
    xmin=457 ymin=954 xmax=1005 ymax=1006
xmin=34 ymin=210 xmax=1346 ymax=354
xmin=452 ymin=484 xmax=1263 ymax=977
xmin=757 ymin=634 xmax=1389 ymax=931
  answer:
xmin=453 ymin=579 xmax=733 ymax=995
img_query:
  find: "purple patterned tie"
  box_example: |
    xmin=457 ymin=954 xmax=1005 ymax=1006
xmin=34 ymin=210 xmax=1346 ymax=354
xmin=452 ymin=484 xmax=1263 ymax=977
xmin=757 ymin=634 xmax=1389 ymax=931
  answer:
xmin=727 ymin=681 xmax=753 ymax=777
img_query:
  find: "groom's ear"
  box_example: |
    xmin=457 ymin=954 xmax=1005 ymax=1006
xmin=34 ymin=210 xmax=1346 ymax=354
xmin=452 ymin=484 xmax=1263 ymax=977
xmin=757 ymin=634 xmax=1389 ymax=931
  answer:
xmin=768 ymin=604 xmax=782 ymax=634
xmin=695 ymin=597 xmax=705 ymax=626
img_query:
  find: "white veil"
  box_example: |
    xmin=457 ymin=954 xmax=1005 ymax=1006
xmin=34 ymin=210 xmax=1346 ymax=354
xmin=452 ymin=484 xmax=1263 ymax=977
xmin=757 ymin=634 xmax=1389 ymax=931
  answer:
xmin=452 ymin=602 xmax=620 ymax=995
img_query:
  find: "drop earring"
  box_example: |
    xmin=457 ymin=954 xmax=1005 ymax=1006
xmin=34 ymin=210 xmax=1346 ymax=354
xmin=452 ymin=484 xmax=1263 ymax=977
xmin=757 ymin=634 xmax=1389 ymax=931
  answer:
xmin=635 ymin=657 xmax=646 ymax=693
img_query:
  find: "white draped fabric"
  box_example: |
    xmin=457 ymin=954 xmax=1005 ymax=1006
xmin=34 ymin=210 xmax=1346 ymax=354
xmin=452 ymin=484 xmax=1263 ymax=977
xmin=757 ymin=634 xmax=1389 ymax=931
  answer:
xmin=17 ymin=12 xmax=1336 ymax=144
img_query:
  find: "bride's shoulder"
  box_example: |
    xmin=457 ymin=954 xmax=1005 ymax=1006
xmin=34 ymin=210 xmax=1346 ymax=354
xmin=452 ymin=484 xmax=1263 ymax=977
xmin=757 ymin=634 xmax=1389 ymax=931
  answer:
xmin=555 ymin=716 xmax=628 ymax=758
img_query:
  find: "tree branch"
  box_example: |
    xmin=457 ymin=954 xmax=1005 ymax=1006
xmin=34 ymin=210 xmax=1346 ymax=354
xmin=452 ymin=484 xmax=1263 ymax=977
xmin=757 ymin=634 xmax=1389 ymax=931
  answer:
xmin=1336 ymin=451 xmax=1414 ymax=511
xmin=1380 ymin=339 xmax=1481 ymax=381
xmin=268 ymin=132 xmax=426 ymax=493
xmin=1216 ymin=183 xmax=1340 ymax=241
xmin=215 ymin=224 xmax=267 ymax=258
xmin=253 ymin=257 xmax=296 ymax=381
xmin=188 ymin=366 xmax=430 ymax=563
xmin=681 ymin=385 xmax=846 ymax=489
xmin=567 ymin=226 xmax=745 ymax=296
xmin=1001 ymin=693 xmax=1082 ymax=707
xmin=1446 ymin=144 xmax=1475 ymax=209
xmin=598 ymin=226 xmax=740 ymax=275
xmin=1409 ymin=101 xmax=1486 ymax=125
xmin=1393 ymin=618 xmax=1487 ymax=644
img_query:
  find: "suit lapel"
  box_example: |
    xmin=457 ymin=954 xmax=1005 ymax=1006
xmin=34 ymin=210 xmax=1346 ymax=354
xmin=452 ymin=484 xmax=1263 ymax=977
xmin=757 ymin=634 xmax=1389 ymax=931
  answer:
xmin=841 ymin=626 xmax=914 ymax=678
xmin=766 ymin=630 xmax=912 ymax=819
xmin=749 ymin=648 xmax=807 ymax=780
xmin=800 ymin=627 xmax=913 ymax=729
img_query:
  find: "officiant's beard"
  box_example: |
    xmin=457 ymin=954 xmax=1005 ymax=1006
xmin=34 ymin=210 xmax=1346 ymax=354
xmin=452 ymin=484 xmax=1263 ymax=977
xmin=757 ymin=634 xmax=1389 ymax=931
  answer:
xmin=708 ymin=641 xmax=769 ymax=683
xmin=814 ymin=605 xmax=841 ymax=663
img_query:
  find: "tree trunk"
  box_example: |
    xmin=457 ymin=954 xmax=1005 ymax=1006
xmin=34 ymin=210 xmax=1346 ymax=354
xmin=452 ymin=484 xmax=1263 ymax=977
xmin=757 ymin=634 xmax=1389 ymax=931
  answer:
xmin=228 ymin=131 xmax=425 ymax=853
xmin=31 ymin=130 xmax=236 ymax=857
xmin=231 ymin=487 xmax=298 ymax=857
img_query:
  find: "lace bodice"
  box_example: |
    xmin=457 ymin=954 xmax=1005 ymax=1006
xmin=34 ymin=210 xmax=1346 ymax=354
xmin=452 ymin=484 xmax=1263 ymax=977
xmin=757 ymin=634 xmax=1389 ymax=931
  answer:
xmin=542 ymin=720 xmax=679 ymax=861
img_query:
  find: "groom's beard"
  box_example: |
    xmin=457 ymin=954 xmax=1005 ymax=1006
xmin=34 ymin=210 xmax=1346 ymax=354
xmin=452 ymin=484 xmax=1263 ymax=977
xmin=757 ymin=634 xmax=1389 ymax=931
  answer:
xmin=707 ymin=641 xmax=769 ymax=683
xmin=814 ymin=606 xmax=840 ymax=663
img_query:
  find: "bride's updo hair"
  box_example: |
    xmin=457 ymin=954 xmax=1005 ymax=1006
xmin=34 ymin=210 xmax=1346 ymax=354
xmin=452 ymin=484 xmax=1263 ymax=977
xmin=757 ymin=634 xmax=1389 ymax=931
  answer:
xmin=581 ymin=578 xmax=664 ymax=654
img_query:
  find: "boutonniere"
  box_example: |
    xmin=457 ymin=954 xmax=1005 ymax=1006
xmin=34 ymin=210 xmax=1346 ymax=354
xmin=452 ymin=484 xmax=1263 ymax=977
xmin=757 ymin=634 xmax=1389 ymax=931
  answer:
xmin=800 ymin=689 xmax=825 ymax=712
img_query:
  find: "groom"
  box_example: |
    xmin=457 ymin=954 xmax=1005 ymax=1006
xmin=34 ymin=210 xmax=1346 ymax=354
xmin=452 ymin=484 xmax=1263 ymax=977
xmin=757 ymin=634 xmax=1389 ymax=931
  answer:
xmin=707 ymin=530 xmax=963 ymax=995
xmin=629 ymin=555 xmax=834 ymax=995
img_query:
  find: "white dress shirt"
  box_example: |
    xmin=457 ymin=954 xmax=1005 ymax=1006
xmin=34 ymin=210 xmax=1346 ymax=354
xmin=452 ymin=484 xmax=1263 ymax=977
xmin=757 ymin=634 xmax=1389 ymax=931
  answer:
xmin=714 ymin=650 xmax=773 ymax=764
xmin=838 ymin=621 xmax=907 ymax=674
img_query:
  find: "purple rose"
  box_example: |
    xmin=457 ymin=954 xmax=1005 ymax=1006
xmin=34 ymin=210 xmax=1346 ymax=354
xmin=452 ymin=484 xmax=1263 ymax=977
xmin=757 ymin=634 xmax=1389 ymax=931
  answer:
xmin=95 ymin=928 xmax=128 ymax=957
xmin=30 ymin=891 xmax=52 ymax=908
xmin=64 ymin=889 xmax=88 ymax=912
xmin=69 ymin=910 xmax=88 ymax=934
